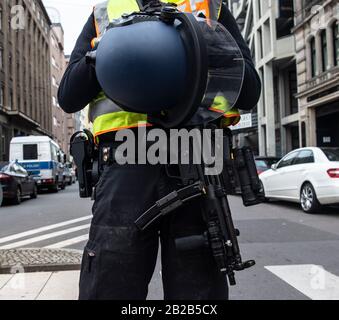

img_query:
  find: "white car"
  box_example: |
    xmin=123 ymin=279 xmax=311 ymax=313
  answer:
xmin=259 ymin=147 xmax=339 ymax=213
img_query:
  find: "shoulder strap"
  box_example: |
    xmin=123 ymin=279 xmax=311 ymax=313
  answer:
xmin=93 ymin=1 xmax=109 ymax=37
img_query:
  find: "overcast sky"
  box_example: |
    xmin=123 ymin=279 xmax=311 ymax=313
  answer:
xmin=42 ymin=0 xmax=97 ymax=54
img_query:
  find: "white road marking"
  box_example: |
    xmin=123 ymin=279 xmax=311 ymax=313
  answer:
xmin=265 ymin=264 xmax=339 ymax=300
xmin=0 ymin=224 xmax=90 ymax=250
xmin=0 ymin=215 xmax=92 ymax=245
xmin=45 ymin=234 xmax=89 ymax=249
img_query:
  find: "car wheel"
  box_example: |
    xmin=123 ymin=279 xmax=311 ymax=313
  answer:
xmin=13 ymin=187 xmax=22 ymax=205
xmin=300 ymin=183 xmax=321 ymax=214
xmin=31 ymin=184 xmax=38 ymax=199
xmin=51 ymin=180 xmax=59 ymax=193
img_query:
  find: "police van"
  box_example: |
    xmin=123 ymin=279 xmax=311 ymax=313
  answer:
xmin=9 ymin=136 xmax=66 ymax=192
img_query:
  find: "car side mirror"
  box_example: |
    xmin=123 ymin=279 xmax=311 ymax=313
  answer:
xmin=271 ymin=164 xmax=277 ymax=170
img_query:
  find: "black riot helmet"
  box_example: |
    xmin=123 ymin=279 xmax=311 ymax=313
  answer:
xmin=87 ymin=5 xmax=245 ymax=128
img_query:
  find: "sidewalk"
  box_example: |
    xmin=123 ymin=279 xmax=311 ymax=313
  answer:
xmin=0 ymin=271 xmax=80 ymax=300
xmin=0 ymin=248 xmax=82 ymax=300
xmin=0 ymin=248 xmax=162 ymax=300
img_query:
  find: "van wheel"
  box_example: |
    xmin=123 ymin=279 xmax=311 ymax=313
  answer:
xmin=13 ymin=187 xmax=22 ymax=205
xmin=300 ymin=183 xmax=321 ymax=214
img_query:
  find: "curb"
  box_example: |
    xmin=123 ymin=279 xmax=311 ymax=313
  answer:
xmin=0 ymin=248 xmax=83 ymax=274
xmin=0 ymin=264 xmax=81 ymax=274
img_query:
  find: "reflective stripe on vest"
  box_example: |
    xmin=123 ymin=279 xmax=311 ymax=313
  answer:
xmin=93 ymin=112 xmax=151 ymax=138
xmin=90 ymin=0 xmax=239 ymax=140
xmin=210 ymin=96 xmax=241 ymax=127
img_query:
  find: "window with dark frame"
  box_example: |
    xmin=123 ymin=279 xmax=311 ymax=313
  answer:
xmin=310 ymin=37 xmax=317 ymax=77
xmin=333 ymin=20 xmax=339 ymax=66
xmin=321 ymin=30 xmax=328 ymax=72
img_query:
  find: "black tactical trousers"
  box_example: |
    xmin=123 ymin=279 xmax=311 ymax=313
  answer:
xmin=79 ymin=162 xmax=229 ymax=300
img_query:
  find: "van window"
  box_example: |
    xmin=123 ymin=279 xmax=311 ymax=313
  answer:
xmin=23 ymin=144 xmax=38 ymax=160
xmin=51 ymin=143 xmax=59 ymax=162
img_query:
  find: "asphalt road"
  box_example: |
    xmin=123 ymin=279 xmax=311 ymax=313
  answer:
xmin=1 ymin=183 xmax=339 ymax=300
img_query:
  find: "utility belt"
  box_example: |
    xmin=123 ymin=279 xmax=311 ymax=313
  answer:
xmin=70 ymin=128 xmax=264 ymax=207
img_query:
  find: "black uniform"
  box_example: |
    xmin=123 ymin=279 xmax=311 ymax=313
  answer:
xmin=59 ymin=2 xmax=261 ymax=300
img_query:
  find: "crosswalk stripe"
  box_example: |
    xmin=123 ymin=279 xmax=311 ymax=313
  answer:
xmin=0 ymin=216 xmax=92 ymax=245
xmin=0 ymin=224 xmax=91 ymax=250
xmin=45 ymin=235 xmax=89 ymax=249
xmin=265 ymin=265 xmax=339 ymax=300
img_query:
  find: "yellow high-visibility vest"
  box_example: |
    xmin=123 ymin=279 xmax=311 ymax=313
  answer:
xmin=90 ymin=0 xmax=240 ymax=141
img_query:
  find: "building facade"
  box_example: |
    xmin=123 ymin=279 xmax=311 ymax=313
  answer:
xmin=0 ymin=0 xmax=52 ymax=161
xmin=228 ymin=0 xmax=297 ymax=157
xmin=294 ymin=0 xmax=339 ymax=149
xmin=228 ymin=0 xmax=339 ymax=156
xmin=50 ymin=22 xmax=68 ymax=153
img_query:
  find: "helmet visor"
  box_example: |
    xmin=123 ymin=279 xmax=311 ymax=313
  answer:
xmin=198 ymin=18 xmax=245 ymax=110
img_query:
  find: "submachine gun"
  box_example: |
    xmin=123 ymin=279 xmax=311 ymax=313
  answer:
xmin=135 ymin=125 xmax=262 ymax=286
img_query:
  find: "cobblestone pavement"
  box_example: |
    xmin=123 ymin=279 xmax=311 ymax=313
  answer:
xmin=0 ymin=248 xmax=82 ymax=274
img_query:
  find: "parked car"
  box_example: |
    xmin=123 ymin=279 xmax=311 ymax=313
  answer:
xmin=0 ymin=162 xmax=38 ymax=205
xmin=63 ymin=163 xmax=76 ymax=186
xmin=259 ymin=147 xmax=339 ymax=213
xmin=70 ymin=167 xmax=76 ymax=184
xmin=63 ymin=164 xmax=71 ymax=186
xmin=255 ymin=157 xmax=281 ymax=175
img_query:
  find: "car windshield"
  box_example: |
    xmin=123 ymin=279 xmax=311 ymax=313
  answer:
xmin=322 ymin=148 xmax=339 ymax=161
xmin=0 ymin=165 xmax=9 ymax=173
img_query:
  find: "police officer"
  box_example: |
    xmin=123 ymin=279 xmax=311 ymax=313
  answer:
xmin=58 ymin=0 xmax=261 ymax=300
